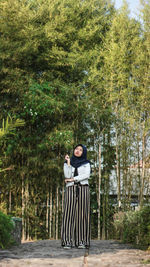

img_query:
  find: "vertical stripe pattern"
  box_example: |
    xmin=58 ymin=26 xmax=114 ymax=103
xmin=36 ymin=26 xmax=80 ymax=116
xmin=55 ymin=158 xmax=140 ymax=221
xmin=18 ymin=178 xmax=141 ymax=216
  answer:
xmin=61 ymin=184 xmax=90 ymax=247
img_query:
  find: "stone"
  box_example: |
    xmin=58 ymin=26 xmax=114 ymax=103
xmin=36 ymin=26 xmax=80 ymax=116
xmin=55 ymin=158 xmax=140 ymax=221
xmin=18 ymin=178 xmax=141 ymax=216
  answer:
xmin=11 ymin=217 xmax=22 ymax=245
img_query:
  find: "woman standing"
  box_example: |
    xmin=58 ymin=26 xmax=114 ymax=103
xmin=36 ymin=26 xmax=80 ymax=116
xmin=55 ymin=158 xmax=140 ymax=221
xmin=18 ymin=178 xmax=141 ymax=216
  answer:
xmin=61 ymin=144 xmax=91 ymax=249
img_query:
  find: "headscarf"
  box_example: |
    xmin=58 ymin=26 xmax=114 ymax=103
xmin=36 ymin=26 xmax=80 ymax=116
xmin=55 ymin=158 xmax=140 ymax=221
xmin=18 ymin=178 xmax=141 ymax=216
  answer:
xmin=70 ymin=144 xmax=90 ymax=168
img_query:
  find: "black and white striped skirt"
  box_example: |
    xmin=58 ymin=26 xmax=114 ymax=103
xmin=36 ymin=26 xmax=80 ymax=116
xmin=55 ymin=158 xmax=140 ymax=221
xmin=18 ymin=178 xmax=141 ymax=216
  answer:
xmin=61 ymin=184 xmax=90 ymax=248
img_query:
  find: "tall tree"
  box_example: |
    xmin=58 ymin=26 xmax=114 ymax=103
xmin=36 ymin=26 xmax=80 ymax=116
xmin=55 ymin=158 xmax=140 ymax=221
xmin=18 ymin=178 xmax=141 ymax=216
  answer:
xmin=0 ymin=0 xmax=115 ymax=240
xmin=101 ymin=1 xmax=143 ymax=209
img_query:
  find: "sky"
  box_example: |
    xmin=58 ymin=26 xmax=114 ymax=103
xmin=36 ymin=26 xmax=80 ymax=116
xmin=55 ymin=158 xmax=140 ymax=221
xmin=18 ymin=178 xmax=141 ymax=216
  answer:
xmin=114 ymin=0 xmax=141 ymax=19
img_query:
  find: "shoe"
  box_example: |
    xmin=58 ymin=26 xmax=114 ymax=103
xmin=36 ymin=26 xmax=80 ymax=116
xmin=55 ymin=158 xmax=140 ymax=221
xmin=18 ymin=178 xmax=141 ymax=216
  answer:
xmin=78 ymin=244 xmax=86 ymax=249
xmin=63 ymin=245 xmax=71 ymax=249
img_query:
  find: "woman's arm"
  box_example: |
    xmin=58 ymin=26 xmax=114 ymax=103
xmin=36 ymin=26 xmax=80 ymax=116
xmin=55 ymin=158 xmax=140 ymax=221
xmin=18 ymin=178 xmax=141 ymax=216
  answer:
xmin=63 ymin=163 xmax=72 ymax=178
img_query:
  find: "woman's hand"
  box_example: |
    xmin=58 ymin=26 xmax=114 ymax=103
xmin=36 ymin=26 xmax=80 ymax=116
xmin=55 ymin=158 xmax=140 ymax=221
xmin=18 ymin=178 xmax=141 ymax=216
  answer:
xmin=65 ymin=178 xmax=74 ymax=183
xmin=65 ymin=154 xmax=70 ymax=166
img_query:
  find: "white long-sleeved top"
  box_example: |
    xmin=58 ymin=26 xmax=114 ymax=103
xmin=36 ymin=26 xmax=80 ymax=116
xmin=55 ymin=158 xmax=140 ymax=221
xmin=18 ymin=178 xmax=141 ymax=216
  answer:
xmin=63 ymin=163 xmax=91 ymax=187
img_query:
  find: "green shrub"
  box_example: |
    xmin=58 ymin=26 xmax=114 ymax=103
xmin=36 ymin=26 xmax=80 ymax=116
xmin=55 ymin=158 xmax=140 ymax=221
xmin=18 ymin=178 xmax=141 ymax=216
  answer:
xmin=122 ymin=210 xmax=140 ymax=244
xmin=137 ymin=206 xmax=150 ymax=246
xmin=113 ymin=211 xmax=125 ymax=240
xmin=0 ymin=211 xmax=14 ymax=248
xmin=113 ymin=206 xmax=150 ymax=248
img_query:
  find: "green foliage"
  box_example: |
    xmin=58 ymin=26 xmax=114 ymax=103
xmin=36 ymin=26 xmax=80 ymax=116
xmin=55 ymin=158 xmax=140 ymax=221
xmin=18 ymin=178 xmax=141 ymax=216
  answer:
xmin=113 ymin=206 xmax=150 ymax=247
xmin=23 ymin=82 xmax=66 ymax=119
xmin=0 ymin=116 xmax=25 ymax=140
xmin=0 ymin=0 xmax=149 ymax=242
xmin=0 ymin=211 xmax=14 ymax=248
xmin=48 ymin=128 xmax=73 ymax=148
xmin=0 ymin=116 xmax=25 ymax=172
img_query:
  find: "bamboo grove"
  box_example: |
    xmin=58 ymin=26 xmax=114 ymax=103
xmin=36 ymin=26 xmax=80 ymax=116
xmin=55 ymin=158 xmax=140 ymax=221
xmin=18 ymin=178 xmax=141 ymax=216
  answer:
xmin=0 ymin=0 xmax=150 ymax=241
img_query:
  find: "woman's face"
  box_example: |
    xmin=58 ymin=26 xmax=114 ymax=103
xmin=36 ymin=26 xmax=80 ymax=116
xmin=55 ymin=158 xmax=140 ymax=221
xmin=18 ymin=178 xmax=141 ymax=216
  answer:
xmin=74 ymin=146 xmax=83 ymax=157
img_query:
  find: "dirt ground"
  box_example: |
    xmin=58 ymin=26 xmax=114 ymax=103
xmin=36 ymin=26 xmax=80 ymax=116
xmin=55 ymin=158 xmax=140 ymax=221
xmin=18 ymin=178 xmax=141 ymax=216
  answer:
xmin=0 ymin=240 xmax=150 ymax=267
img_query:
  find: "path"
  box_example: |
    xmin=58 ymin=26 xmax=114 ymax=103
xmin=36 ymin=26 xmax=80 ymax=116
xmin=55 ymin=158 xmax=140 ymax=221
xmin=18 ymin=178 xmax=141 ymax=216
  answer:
xmin=0 ymin=240 xmax=150 ymax=267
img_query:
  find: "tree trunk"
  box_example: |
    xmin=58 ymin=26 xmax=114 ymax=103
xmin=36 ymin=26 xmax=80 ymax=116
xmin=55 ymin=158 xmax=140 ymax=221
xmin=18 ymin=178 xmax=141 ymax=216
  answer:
xmin=116 ymin=130 xmax=121 ymax=209
xmin=128 ymin=161 xmax=132 ymax=208
xmin=34 ymin=206 xmax=37 ymax=240
xmin=46 ymin=192 xmax=49 ymax=233
xmin=56 ymin=186 xmax=59 ymax=240
xmin=27 ymin=217 xmax=30 ymax=241
xmin=102 ymin=133 xmax=106 ymax=240
xmin=9 ymin=189 xmax=11 ymax=213
xmin=49 ymin=188 xmax=52 ymax=239
xmin=53 ymin=195 xmax=56 ymax=239
xmin=98 ymin=142 xmax=101 ymax=239
xmin=25 ymin=178 xmax=29 ymax=240
xmin=102 ymin=192 xmax=106 ymax=240
xmin=22 ymin=172 xmax=25 ymax=241
xmin=137 ymin=135 xmax=141 ymax=203
xmin=140 ymin=131 xmax=146 ymax=207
